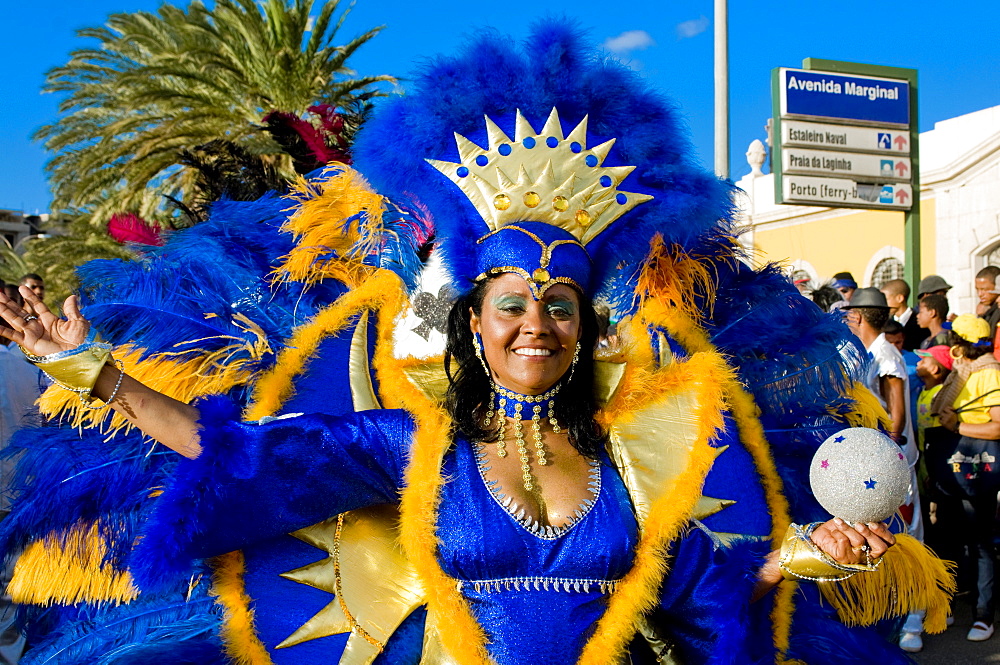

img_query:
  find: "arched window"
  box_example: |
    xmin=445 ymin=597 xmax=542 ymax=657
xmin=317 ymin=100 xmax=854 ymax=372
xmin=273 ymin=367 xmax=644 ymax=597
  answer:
xmin=871 ymin=257 xmax=904 ymax=289
xmin=984 ymin=244 xmax=1000 ymax=270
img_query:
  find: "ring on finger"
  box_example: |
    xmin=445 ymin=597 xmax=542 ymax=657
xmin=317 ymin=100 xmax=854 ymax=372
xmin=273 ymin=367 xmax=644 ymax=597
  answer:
xmin=851 ymin=545 xmax=871 ymax=553
xmin=23 ymin=315 xmax=38 ymax=322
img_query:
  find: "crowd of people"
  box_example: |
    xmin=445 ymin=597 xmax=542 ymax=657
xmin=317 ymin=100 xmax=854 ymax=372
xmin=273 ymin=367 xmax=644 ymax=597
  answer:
xmin=802 ymin=267 xmax=1000 ymax=652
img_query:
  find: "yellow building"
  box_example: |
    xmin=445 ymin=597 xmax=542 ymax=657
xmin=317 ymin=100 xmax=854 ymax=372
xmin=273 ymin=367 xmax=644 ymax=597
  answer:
xmin=737 ymin=104 xmax=1000 ymax=315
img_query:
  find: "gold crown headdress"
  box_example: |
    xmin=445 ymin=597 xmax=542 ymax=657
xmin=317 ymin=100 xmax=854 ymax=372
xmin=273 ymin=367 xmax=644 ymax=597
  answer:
xmin=426 ymin=108 xmax=653 ymax=245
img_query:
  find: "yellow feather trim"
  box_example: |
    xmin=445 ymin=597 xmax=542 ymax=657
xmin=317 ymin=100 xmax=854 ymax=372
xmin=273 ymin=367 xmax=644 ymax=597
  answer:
xmin=210 ymin=551 xmax=273 ymax=665
xmin=836 ymin=381 xmax=891 ymax=429
xmin=39 ymin=313 xmax=271 ymax=436
xmin=817 ymin=534 xmax=957 ymax=634
xmin=274 ymin=166 xmax=387 ymax=288
xmin=723 ymin=385 xmax=798 ymax=662
xmin=398 ymin=399 xmax=492 ymax=664
xmin=630 ymin=260 xmax=798 ymax=662
xmin=9 ymin=522 xmax=138 ymax=606
xmin=245 ymin=270 xmax=406 ymax=421
xmin=579 ymin=352 xmax=732 ymax=664
xmin=633 ymin=234 xmax=733 ymax=326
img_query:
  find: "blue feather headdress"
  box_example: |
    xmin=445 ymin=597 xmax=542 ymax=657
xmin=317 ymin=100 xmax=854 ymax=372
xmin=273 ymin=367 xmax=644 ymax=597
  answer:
xmin=351 ymin=24 xmax=736 ymax=307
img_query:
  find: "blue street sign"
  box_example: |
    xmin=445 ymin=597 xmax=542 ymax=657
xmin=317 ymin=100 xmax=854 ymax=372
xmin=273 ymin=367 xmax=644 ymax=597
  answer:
xmin=781 ymin=68 xmax=910 ymax=125
xmin=878 ymin=133 xmax=891 ymax=149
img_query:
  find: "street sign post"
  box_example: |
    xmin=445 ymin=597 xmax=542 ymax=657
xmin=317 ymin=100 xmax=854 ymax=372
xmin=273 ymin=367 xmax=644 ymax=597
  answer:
xmin=771 ymin=59 xmax=920 ymax=287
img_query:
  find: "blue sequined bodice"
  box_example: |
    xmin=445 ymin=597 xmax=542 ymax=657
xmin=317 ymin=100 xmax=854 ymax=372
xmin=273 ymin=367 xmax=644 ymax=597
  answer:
xmin=435 ymin=438 xmax=639 ymax=664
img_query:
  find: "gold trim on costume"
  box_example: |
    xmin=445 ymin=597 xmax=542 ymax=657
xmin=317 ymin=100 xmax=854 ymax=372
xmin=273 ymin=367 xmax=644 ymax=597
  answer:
xmin=349 ymin=311 xmax=382 ymax=412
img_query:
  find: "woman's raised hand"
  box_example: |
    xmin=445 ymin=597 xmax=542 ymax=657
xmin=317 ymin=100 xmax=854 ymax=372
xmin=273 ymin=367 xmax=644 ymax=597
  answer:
xmin=0 ymin=286 xmax=91 ymax=357
xmin=810 ymin=518 xmax=896 ymax=565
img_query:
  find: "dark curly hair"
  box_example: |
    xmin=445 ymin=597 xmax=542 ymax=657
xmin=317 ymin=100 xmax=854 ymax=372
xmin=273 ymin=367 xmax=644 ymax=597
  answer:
xmin=443 ymin=278 xmax=606 ymax=459
xmin=949 ymin=331 xmax=992 ymax=361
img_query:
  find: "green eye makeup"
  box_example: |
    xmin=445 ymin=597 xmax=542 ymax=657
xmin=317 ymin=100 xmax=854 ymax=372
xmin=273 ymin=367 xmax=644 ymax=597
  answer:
xmin=545 ymin=299 xmax=576 ymax=317
xmin=493 ymin=294 xmax=528 ymax=311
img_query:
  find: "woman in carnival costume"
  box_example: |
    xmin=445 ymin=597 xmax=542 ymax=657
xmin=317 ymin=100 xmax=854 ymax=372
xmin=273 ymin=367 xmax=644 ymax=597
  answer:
xmin=0 ymin=27 xmax=952 ymax=664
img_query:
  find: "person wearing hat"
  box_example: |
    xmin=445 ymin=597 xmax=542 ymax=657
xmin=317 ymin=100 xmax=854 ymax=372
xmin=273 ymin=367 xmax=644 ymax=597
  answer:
xmin=934 ymin=314 xmax=1000 ymax=641
xmin=915 ymin=345 xmax=956 ymax=484
xmin=917 ymin=294 xmax=951 ymax=350
xmin=913 ymin=344 xmax=959 ymax=652
xmin=845 ymin=288 xmax=914 ymax=448
xmin=917 ymin=274 xmax=953 ymax=300
xmin=831 ymin=271 xmax=858 ymax=304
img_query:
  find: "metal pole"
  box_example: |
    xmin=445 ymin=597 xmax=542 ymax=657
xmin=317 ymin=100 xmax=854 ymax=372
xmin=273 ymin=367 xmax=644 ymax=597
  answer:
xmin=904 ymin=72 xmax=920 ymax=299
xmin=714 ymin=0 xmax=729 ymax=179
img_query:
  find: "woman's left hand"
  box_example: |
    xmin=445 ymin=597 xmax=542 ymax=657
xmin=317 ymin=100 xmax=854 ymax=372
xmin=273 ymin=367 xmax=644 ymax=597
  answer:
xmin=810 ymin=518 xmax=896 ymax=564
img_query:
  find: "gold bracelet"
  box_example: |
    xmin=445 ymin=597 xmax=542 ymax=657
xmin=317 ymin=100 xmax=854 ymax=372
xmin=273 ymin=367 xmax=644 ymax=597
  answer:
xmin=778 ymin=522 xmax=882 ymax=582
xmin=23 ymin=329 xmax=113 ymax=402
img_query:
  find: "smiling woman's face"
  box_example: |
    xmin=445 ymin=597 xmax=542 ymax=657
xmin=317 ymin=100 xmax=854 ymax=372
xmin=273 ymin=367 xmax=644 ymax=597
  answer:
xmin=469 ymin=273 xmax=582 ymax=396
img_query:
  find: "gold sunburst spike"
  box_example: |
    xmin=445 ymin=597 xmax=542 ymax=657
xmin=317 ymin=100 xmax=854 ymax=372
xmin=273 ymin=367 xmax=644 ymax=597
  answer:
xmin=425 ymin=108 xmax=653 ymax=242
xmin=590 ymin=138 xmax=616 ymax=164
xmin=278 ymin=506 xmax=425 ymax=662
xmin=541 ymin=107 xmax=566 ymax=140
xmin=693 ymin=495 xmax=737 ymax=520
xmin=514 ymin=109 xmax=537 ymax=141
xmin=484 ymin=115 xmax=513 ymax=149
xmin=454 ymin=133 xmax=482 ymax=163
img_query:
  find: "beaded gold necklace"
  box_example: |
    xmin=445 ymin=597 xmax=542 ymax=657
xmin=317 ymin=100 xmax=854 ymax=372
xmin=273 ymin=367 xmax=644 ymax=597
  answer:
xmin=484 ymin=383 xmax=562 ymax=491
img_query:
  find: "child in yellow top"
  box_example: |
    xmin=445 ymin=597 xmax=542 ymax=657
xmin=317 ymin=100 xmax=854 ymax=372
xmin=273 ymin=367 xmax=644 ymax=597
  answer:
xmin=914 ymin=345 xmax=953 ymax=475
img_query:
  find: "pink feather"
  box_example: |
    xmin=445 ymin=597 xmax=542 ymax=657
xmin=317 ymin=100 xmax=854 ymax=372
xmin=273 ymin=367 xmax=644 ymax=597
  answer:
xmin=108 ymin=213 xmax=164 ymax=246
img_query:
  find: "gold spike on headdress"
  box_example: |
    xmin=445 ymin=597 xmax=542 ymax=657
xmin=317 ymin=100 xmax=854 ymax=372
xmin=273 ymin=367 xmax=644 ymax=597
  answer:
xmin=427 ymin=108 xmax=653 ymax=245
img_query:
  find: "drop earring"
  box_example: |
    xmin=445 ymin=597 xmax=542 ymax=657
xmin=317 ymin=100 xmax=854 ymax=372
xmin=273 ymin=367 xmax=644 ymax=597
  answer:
xmin=566 ymin=341 xmax=581 ymax=383
xmin=473 ymin=332 xmax=490 ymax=376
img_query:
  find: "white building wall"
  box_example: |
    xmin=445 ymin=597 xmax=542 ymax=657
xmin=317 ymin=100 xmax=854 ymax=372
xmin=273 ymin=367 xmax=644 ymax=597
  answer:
xmin=737 ymin=104 xmax=1000 ymax=317
xmin=922 ymin=108 xmax=1000 ymax=314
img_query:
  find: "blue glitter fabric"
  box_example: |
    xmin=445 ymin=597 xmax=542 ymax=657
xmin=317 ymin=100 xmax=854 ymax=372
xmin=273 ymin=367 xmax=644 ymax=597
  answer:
xmin=134 ymin=405 xmax=771 ymax=663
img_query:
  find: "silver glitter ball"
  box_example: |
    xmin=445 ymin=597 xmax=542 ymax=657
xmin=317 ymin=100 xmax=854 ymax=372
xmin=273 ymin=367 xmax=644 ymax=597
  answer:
xmin=809 ymin=427 xmax=910 ymax=524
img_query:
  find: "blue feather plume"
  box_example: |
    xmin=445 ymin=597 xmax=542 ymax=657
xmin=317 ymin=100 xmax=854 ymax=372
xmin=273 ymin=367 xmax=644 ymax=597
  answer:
xmin=0 ymin=423 xmax=182 ymax=569
xmin=20 ymin=587 xmax=223 ymax=665
xmin=77 ymin=195 xmax=343 ymax=364
xmin=352 ymin=23 xmax=736 ymax=296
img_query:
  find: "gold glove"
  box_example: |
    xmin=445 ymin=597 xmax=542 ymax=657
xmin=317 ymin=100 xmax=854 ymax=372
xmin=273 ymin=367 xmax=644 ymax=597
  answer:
xmin=778 ymin=522 xmax=881 ymax=582
xmin=23 ymin=329 xmax=112 ymax=401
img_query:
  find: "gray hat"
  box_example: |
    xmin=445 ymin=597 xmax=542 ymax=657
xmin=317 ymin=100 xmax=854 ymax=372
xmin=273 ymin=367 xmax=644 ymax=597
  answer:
xmin=917 ymin=275 xmax=952 ymax=297
xmin=842 ymin=287 xmax=890 ymax=309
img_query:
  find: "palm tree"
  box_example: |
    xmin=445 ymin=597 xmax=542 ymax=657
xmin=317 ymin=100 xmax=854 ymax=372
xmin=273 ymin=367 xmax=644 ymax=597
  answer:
xmin=36 ymin=0 xmax=393 ymax=226
xmin=0 ymin=242 xmax=32 ymax=286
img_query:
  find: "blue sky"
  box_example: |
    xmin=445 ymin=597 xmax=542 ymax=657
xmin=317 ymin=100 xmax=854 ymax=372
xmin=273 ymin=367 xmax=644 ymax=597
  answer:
xmin=2 ymin=0 xmax=998 ymax=213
